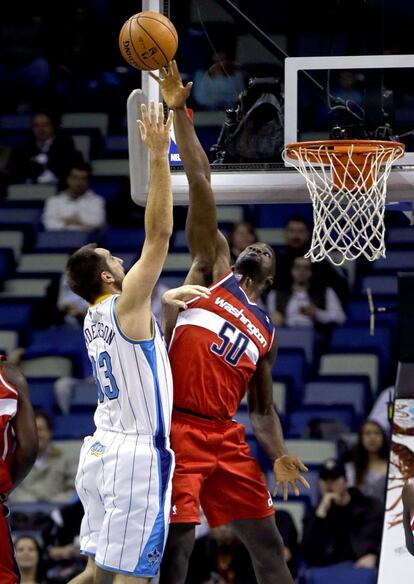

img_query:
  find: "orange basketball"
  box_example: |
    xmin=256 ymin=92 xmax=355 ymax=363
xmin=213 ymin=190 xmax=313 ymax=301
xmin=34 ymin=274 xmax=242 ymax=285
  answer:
xmin=119 ymin=11 xmax=178 ymax=71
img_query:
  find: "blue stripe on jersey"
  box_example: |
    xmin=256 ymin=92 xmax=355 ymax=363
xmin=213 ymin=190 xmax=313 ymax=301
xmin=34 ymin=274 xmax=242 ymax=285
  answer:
xmin=140 ymin=342 xmax=165 ymax=440
xmin=111 ymin=297 xmax=156 ymax=344
xmin=220 ymin=274 xmax=274 ymax=334
xmin=133 ymin=443 xmax=173 ymax=576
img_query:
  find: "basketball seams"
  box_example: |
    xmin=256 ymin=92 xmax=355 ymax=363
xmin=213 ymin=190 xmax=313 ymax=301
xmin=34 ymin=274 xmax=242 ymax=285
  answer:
xmin=135 ymin=20 xmax=170 ymax=68
xmin=128 ymin=17 xmax=151 ymax=70
xmin=138 ymin=15 xmax=178 ymax=42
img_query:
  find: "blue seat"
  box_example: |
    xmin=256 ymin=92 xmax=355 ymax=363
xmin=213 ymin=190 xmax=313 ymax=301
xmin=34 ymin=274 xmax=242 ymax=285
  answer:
xmin=361 ymin=275 xmax=398 ymax=296
xmin=272 ymin=349 xmax=307 ymax=408
xmin=287 ymin=405 xmax=357 ymax=438
xmin=54 ymin=414 xmax=96 ymax=439
xmin=35 ymin=231 xmax=90 ymax=252
xmin=28 ymin=381 xmax=56 ymax=413
xmin=0 ymin=248 xmax=15 ymax=283
xmin=24 ymin=328 xmax=85 ymax=377
xmin=234 ymin=406 xmax=253 ymax=434
xmin=89 ymin=178 xmax=122 ymax=200
xmin=172 ymin=230 xmax=187 ymax=252
xmin=303 ymin=379 xmax=371 ymax=419
xmin=277 ymin=327 xmax=314 ymax=365
xmin=0 ymin=209 xmax=42 ymax=248
xmin=101 ymin=228 xmax=145 ymax=252
xmin=305 ymin=563 xmax=377 ymax=584
xmin=331 ymin=325 xmax=392 ymax=368
xmin=71 ymin=380 xmax=98 ymax=413
xmin=0 ymin=303 xmax=32 ymax=345
xmin=387 ymin=227 xmax=414 ymax=247
xmin=371 ymin=250 xmax=414 ymax=272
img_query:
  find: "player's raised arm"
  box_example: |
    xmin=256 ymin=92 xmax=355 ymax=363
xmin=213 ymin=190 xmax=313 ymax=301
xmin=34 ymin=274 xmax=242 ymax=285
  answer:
xmin=155 ymin=61 xmax=231 ymax=285
xmin=247 ymin=338 xmax=309 ymax=501
xmin=116 ymin=102 xmax=173 ymax=339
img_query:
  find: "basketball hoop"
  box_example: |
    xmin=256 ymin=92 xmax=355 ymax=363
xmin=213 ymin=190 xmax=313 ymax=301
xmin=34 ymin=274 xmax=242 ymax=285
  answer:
xmin=283 ymin=140 xmax=405 ymax=265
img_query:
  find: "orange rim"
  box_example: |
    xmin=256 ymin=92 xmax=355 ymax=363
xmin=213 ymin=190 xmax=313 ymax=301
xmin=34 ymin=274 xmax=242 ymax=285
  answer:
xmin=285 ymin=139 xmax=405 ymax=161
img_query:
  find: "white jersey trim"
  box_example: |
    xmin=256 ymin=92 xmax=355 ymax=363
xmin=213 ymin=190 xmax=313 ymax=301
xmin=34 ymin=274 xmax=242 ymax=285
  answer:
xmin=175 ymin=307 xmax=259 ymax=365
xmin=0 ymin=372 xmax=18 ymax=396
xmin=0 ymin=398 xmax=17 ymax=418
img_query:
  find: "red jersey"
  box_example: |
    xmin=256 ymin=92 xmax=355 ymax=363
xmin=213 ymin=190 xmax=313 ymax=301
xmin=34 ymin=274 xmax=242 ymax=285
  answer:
xmin=169 ymin=272 xmax=275 ymax=419
xmin=0 ymin=366 xmax=17 ymax=494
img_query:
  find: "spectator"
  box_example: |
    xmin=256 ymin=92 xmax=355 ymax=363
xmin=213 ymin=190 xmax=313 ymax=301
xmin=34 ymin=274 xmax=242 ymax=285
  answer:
xmin=193 ymin=50 xmax=246 ymax=110
xmin=269 ymin=216 xmax=350 ymax=306
xmin=43 ymin=498 xmax=86 ymax=582
xmin=6 ymin=111 xmax=83 ymax=187
xmin=301 ymin=459 xmax=383 ymax=568
xmin=345 ymin=420 xmax=388 ymax=502
xmin=56 ymin=273 xmax=88 ymax=329
xmin=42 ymin=162 xmax=106 ymax=231
xmin=14 ymin=535 xmax=45 ymax=584
xmin=269 ymin=256 xmax=346 ymax=331
xmin=368 ymin=385 xmax=395 ymax=435
xmin=228 ymin=221 xmax=258 ymax=263
xmin=9 ymin=410 xmax=76 ymax=502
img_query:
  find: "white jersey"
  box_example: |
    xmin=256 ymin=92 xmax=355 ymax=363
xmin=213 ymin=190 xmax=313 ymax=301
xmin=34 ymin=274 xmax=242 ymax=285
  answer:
xmin=83 ymin=294 xmax=173 ymax=437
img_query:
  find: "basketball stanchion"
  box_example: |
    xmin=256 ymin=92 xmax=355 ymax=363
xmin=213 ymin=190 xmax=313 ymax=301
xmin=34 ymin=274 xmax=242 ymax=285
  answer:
xmin=283 ymin=140 xmax=405 ymax=265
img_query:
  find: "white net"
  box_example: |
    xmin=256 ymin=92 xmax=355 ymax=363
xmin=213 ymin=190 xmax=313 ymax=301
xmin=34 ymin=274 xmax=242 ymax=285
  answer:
xmin=283 ymin=140 xmax=405 ymax=266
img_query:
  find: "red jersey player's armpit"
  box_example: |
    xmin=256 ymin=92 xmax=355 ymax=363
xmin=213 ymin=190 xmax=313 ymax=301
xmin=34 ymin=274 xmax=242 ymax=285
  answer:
xmin=0 ymin=460 xmax=12 ymax=495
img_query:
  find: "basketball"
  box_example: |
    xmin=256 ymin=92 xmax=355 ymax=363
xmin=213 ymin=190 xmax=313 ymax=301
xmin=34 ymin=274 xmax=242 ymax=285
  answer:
xmin=119 ymin=11 xmax=178 ymax=71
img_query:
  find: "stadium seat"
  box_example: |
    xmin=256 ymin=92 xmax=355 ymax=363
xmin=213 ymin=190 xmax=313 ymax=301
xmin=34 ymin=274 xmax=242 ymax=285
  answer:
xmin=272 ymin=349 xmax=307 ymax=407
xmin=304 ymin=563 xmax=377 ymax=584
xmin=371 ymin=250 xmax=414 ymax=272
xmin=256 ymin=227 xmax=285 ymax=246
xmin=89 ymin=178 xmax=123 ymax=200
xmin=277 ymin=327 xmax=314 ymax=364
xmin=28 ymin=381 xmax=56 ymax=413
xmin=21 ymin=356 xmax=73 ymax=379
xmin=17 ymin=253 xmax=69 ymax=276
xmin=105 ymin=135 xmax=128 ymax=154
xmin=92 ymin=159 xmax=129 ymax=177
xmin=319 ymin=353 xmax=379 ymax=396
xmin=255 ymin=203 xmax=313 ymax=228
xmin=0 ymin=114 xmax=31 ymax=130
xmin=0 ymin=303 xmax=32 ymax=345
xmin=361 ymin=275 xmax=398 ymax=296
xmin=0 ymin=278 xmax=51 ymax=298
xmin=163 ymin=253 xmax=192 ymax=272
xmin=240 ymin=382 xmax=287 ymax=412
xmin=0 ymin=330 xmax=18 ymax=355
xmin=387 ymin=226 xmax=414 ymax=247
xmin=71 ymin=380 xmax=98 ymax=412
xmin=172 ymin=230 xmax=187 ymax=252
xmin=73 ymin=134 xmax=91 ymax=161
xmin=0 ymin=231 xmax=24 ymax=260
xmin=284 ymin=439 xmax=337 ymax=466
xmin=287 ymin=405 xmax=357 ymax=438
xmin=330 ymin=325 xmax=392 ymax=369
xmin=0 ymin=249 xmax=14 ymax=283
xmin=35 ymin=231 xmax=90 ymax=252
xmin=216 ymin=206 xmax=244 ymax=223
xmin=303 ymin=379 xmax=370 ymax=419
xmin=101 ymin=228 xmax=145 ymax=252
xmin=54 ymin=413 xmax=96 ymax=439
xmin=61 ymin=112 xmax=109 ymax=136
xmin=7 ymin=184 xmax=56 ymax=202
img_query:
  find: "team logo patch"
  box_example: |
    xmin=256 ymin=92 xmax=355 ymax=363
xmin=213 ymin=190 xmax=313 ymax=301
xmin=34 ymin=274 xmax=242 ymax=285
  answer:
xmin=89 ymin=441 xmax=106 ymax=457
xmin=147 ymin=547 xmax=161 ymax=567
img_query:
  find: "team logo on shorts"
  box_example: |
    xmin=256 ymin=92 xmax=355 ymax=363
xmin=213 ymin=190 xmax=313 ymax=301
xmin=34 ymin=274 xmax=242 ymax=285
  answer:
xmin=147 ymin=547 xmax=161 ymax=567
xmin=89 ymin=441 xmax=106 ymax=457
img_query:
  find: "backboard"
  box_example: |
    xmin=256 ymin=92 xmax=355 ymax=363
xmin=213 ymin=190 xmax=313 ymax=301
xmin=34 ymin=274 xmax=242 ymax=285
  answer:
xmin=128 ymin=0 xmax=414 ymax=206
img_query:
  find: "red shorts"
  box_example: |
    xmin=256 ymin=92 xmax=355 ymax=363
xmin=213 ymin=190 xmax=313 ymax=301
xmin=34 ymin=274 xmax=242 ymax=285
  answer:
xmin=0 ymin=504 xmax=19 ymax=584
xmin=170 ymin=410 xmax=274 ymax=528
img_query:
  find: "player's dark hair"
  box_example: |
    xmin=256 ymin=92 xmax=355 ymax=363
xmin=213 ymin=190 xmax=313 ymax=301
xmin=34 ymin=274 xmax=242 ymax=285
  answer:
xmin=66 ymin=243 xmax=109 ymax=303
xmin=66 ymin=161 xmax=92 ymax=178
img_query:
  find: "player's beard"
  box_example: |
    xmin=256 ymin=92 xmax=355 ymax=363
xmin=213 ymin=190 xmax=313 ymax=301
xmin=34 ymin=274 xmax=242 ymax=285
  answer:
xmin=233 ymin=255 xmax=263 ymax=281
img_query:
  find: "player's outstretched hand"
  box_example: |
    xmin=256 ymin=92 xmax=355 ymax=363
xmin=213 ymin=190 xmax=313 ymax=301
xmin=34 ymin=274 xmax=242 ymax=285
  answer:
xmin=273 ymin=454 xmax=310 ymax=501
xmin=137 ymin=101 xmax=173 ymax=154
xmin=151 ymin=60 xmax=193 ymax=110
xmin=162 ymin=284 xmax=211 ymax=310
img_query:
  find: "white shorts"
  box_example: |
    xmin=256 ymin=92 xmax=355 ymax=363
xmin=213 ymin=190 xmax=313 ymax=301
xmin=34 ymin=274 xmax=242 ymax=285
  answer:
xmin=76 ymin=429 xmax=174 ymax=577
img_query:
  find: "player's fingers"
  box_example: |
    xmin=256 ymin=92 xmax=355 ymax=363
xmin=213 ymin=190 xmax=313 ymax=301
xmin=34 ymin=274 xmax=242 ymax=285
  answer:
xmin=137 ymin=120 xmax=146 ymax=141
xmin=283 ymin=482 xmax=288 ymax=501
xmin=185 ymin=81 xmax=193 ymax=98
xmin=174 ymin=300 xmax=187 ymax=309
xmin=190 ymin=285 xmax=211 ymax=295
xmin=165 ymin=109 xmax=174 ymax=131
xmin=140 ymin=103 xmax=149 ymax=125
xmin=273 ymin=481 xmax=280 ymax=498
xmin=298 ymin=475 xmax=311 ymax=489
xmin=172 ymin=59 xmax=180 ymax=78
xmin=149 ymin=101 xmax=157 ymax=125
xmin=294 ymin=458 xmax=309 ymax=472
xmin=158 ymin=102 xmax=164 ymax=127
xmin=291 ymin=481 xmax=300 ymax=497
